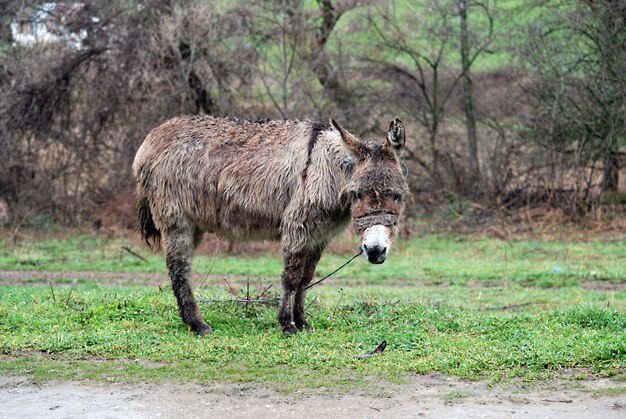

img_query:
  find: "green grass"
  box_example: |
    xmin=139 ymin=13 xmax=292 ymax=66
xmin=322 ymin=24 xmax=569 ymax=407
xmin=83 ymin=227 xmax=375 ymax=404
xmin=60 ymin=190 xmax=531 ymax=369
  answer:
xmin=2 ymin=232 xmax=624 ymax=288
xmin=443 ymin=390 xmax=475 ymax=400
xmin=0 ymin=282 xmax=625 ymax=388
xmin=593 ymin=387 xmax=626 ymax=397
xmin=1 ymin=229 xmax=625 ymax=388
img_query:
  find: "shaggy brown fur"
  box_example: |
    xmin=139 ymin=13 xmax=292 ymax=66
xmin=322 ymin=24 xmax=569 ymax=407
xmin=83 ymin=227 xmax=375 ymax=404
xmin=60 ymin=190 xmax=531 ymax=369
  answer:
xmin=133 ymin=116 xmax=408 ymax=335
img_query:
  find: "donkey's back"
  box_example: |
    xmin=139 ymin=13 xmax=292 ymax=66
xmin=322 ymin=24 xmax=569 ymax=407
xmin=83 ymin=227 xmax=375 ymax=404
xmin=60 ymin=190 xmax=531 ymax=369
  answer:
xmin=133 ymin=116 xmax=321 ymax=242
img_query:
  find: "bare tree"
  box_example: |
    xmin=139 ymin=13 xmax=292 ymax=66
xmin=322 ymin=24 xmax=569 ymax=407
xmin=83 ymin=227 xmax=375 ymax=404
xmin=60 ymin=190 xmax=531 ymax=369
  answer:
xmin=0 ymin=0 xmax=258 ymax=226
xmin=252 ymin=0 xmax=311 ymax=118
xmin=519 ymin=0 xmax=626 ymax=215
xmin=366 ymin=0 xmax=495 ymax=191
xmin=458 ymin=0 xmax=484 ymax=190
xmin=246 ymin=0 xmax=364 ymax=119
xmin=147 ymin=1 xmax=255 ymax=115
xmin=308 ymin=0 xmax=361 ymax=118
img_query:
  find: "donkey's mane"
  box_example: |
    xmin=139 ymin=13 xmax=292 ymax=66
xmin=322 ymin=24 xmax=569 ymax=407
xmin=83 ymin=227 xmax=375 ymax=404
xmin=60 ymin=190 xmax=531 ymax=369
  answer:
xmin=301 ymin=121 xmax=328 ymax=186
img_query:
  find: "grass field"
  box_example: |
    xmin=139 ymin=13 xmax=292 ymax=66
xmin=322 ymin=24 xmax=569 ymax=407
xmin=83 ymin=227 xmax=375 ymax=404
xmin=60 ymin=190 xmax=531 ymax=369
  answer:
xmin=0 ymin=227 xmax=625 ymax=390
xmin=1 ymin=229 xmax=625 ymax=285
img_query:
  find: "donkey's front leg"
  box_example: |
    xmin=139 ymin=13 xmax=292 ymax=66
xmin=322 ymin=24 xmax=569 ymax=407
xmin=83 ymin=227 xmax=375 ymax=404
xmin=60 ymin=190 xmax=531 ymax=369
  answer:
xmin=293 ymin=246 xmax=324 ymax=332
xmin=278 ymin=250 xmax=306 ymax=335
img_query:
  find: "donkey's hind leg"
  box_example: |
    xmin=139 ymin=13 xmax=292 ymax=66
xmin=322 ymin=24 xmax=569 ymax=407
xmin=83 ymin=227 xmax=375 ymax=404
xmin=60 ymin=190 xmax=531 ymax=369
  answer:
xmin=163 ymin=224 xmax=211 ymax=335
xmin=294 ymin=245 xmax=324 ymax=332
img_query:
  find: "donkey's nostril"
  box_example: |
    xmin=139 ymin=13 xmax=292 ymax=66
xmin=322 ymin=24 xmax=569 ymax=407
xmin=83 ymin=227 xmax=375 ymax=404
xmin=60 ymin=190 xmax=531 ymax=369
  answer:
xmin=366 ymin=245 xmax=384 ymax=256
xmin=366 ymin=246 xmax=387 ymax=264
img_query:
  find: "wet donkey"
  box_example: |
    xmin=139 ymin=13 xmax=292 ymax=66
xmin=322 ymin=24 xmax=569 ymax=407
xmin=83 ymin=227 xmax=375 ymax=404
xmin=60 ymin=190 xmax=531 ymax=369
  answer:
xmin=133 ymin=116 xmax=409 ymax=335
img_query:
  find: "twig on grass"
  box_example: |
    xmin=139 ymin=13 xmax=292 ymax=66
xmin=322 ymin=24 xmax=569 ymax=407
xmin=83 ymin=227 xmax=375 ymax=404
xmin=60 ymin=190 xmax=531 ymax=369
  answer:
xmin=122 ymin=246 xmax=148 ymax=262
xmin=197 ymin=298 xmax=279 ymax=304
xmin=245 ymin=278 xmax=250 ymax=310
xmin=48 ymin=280 xmax=56 ymax=303
xmin=223 ymin=278 xmax=239 ymax=295
xmin=199 ymin=278 xmax=280 ymax=305
xmin=64 ymin=285 xmax=74 ymax=305
xmin=483 ymin=302 xmax=539 ymax=311
xmin=256 ymin=283 xmax=273 ymax=300
xmin=332 ymin=288 xmax=345 ymax=315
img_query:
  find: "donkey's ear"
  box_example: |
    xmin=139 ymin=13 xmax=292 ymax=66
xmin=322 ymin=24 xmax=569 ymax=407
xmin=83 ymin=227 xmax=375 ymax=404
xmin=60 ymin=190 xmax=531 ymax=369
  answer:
xmin=385 ymin=118 xmax=406 ymax=153
xmin=330 ymin=119 xmax=363 ymax=158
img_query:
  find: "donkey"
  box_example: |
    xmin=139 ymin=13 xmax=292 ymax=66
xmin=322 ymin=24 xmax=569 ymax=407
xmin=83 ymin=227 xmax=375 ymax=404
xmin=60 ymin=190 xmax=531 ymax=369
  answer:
xmin=133 ymin=116 xmax=409 ymax=335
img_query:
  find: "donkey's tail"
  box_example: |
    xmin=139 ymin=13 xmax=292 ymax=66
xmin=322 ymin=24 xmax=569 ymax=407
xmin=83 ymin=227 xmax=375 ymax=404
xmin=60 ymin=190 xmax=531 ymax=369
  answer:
xmin=138 ymin=197 xmax=161 ymax=251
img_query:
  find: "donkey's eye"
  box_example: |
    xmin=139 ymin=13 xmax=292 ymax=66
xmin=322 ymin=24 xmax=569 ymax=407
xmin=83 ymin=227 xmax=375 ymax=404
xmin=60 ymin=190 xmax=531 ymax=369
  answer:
xmin=354 ymin=192 xmax=362 ymax=201
xmin=393 ymin=194 xmax=402 ymax=203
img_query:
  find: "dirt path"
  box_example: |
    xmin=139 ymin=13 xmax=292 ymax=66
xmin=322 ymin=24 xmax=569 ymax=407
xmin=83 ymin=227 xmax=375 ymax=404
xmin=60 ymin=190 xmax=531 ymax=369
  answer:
xmin=0 ymin=269 xmax=171 ymax=287
xmin=1 ymin=270 xmax=625 ymax=291
xmin=1 ymin=374 xmax=624 ymax=418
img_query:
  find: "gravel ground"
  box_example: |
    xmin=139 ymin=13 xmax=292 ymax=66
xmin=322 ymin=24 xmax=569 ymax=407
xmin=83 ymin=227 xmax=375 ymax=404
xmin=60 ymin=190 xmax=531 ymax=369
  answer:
xmin=1 ymin=374 xmax=625 ymax=419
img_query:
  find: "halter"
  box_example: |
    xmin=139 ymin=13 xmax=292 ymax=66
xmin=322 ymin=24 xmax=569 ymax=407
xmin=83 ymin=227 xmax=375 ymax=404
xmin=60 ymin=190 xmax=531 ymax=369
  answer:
xmin=353 ymin=213 xmax=398 ymax=234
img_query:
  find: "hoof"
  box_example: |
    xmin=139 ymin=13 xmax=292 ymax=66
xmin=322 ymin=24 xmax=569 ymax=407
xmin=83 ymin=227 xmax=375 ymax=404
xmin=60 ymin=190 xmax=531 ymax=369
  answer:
xmin=282 ymin=324 xmax=299 ymax=336
xmin=296 ymin=320 xmax=312 ymax=332
xmin=192 ymin=322 xmax=212 ymax=336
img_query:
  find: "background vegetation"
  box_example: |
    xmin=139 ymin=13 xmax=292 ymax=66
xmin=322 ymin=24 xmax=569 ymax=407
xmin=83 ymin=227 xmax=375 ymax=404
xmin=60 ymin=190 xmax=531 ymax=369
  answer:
xmin=0 ymin=0 xmax=624 ymax=230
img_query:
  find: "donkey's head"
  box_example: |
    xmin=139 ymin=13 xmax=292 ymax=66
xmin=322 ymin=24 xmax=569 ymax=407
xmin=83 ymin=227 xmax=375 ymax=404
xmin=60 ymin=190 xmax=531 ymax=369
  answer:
xmin=331 ymin=118 xmax=409 ymax=264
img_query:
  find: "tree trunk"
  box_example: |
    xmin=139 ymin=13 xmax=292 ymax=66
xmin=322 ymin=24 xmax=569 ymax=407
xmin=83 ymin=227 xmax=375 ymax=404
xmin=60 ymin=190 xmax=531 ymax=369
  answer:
xmin=310 ymin=0 xmax=354 ymax=116
xmin=178 ymin=42 xmax=213 ymax=115
xmin=1 ymin=21 xmax=12 ymax=44
xmin=429 ymin=121 xmax=441 ymax=185
xmin=602 ymin=148 xmax=619 ymax=192
xmin=458 ymin=0 xmax=480 ymax=192
xmin=0 ymin=1 xmax=17 ymax=45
